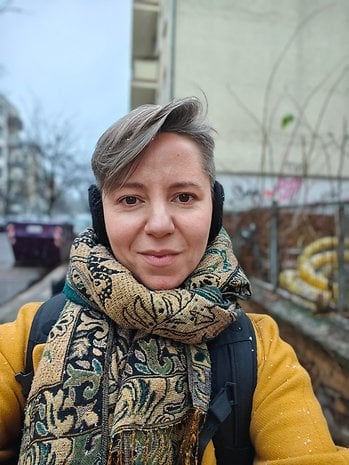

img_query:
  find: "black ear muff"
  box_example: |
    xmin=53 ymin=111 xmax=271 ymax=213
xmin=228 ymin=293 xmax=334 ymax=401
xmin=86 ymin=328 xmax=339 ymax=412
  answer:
xmin=208 ymin=181 xmax=225 ymax=244
xmin=88 ymin=185 xmax=111 ymax=248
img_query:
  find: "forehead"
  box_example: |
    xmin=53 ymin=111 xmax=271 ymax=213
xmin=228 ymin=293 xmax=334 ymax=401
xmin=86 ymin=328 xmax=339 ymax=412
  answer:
xmin=131 ymin=132 xmax=206 ymax=176
xmin=109 ymin=133 xmax=205 ymax=189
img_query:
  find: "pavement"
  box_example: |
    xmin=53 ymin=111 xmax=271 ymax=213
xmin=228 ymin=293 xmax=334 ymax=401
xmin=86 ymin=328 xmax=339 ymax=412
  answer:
xmin=0 ymin=232 xmax=46 ymax=304
xmin=0 ymin=265 xmax=49 ymax=305
xmin=0 ymin=264 xmax=67 ymax=323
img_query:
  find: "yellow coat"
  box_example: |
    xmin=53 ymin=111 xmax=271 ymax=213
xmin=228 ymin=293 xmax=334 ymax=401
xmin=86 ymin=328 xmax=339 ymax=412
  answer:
xmin=0 ymin=303 xmax=348 ymax=465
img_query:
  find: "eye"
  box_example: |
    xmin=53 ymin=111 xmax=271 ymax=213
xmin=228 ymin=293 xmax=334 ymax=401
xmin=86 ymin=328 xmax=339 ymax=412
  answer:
xmin=121 ymin=196 xmax=138 ymax=205
xmin=177 ymin=193 xmax=193 ymax=203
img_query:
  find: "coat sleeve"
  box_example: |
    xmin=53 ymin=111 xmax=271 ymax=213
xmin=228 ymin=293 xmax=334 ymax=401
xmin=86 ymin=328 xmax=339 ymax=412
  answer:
xmin=0 ymin=302 xmax=41 ymax=464
xmin=249 ymin=313 xmax=349 ymax=465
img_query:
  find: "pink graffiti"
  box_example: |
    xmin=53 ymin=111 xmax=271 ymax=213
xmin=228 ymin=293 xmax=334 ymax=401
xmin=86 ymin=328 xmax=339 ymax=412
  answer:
xmin=272 ymin=176 xmax=302 ymax=201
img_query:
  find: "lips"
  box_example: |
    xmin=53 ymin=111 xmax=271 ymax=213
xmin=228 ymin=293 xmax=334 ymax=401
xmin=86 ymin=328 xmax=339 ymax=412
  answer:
xmin=140 ymin=251 xmax=179 ymax=267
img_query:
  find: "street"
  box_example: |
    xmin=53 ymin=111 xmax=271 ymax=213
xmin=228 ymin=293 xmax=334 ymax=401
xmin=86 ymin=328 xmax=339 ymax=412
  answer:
xmin=0 ymin=232 xmax=66 ymax=323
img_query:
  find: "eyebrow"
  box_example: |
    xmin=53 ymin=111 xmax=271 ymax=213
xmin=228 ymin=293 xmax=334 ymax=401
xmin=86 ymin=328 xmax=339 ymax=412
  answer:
xmin=169 ymin=181 xmax=204 ymax=190
xmin=120 ymin=181 xmax=204 ymax=190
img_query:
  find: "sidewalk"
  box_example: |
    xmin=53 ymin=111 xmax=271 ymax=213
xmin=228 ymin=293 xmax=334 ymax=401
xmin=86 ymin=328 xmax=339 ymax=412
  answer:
xmin=0 ymin=264 xmax=66 ymax=323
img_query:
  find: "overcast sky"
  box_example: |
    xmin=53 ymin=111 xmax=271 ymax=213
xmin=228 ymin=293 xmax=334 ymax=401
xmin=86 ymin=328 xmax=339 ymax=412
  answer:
xmin=0 ymin=0 xmax=132 ymax=161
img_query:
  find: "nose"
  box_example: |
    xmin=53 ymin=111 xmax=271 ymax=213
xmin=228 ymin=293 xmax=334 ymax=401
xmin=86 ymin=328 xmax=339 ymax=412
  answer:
xmin=144 ymin=203 xmax=175 ymax=237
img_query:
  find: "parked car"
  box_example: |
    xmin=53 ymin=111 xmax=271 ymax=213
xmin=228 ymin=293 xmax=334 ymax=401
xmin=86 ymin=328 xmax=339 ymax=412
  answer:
xmin=6 ymin=221 xmax=74 ymax=267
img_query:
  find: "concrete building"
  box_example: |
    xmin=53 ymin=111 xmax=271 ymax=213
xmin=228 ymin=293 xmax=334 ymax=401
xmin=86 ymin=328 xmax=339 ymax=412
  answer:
xmin=6 ymin=141 xmax=47 ymax=217
xmin=130 ymin=0 xmax=349 ymax=209
xmin=131 ymin=0 xmax=160 ymax=108
xmin=0 ymin=95 xmax=23 ymax=217
xmin=0 ymin=95 xmax=48 ymax=218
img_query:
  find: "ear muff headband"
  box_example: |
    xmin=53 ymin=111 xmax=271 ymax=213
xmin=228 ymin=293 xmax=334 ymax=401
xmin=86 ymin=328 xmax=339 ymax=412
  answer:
xmin=208 ymin=180 xmax=225 ymax=244
xmin=88 ymin=181 xmax=224 ymax=248
xmin=88 ymin=184 xmax=111 ymax=248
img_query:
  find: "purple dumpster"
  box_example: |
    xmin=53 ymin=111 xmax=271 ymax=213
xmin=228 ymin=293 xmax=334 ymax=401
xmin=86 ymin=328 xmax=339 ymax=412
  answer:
xmin=6 ymin=221 xmax=74 ymax=267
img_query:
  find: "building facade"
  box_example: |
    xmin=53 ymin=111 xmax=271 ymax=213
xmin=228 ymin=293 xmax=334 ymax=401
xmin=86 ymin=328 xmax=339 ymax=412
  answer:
xmin=0 ymin=95 xmax=23 ymax=217
xmin=131 ymin=0 xmax=160 ymax=108
xmin=130 ymin=0 xmax=349 ymax=209
xmin=0 ymin=95 xmax=48 ymax=219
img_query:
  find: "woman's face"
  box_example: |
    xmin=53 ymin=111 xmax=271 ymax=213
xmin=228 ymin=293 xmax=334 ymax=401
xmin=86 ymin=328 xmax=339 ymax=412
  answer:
xmin=103 ymin=132 xmax=213 ymax=290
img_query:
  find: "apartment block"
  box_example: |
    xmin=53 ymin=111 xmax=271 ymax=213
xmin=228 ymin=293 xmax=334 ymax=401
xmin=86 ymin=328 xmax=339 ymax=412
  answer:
xmin=0 ymin=95 xmax=48 ymax=218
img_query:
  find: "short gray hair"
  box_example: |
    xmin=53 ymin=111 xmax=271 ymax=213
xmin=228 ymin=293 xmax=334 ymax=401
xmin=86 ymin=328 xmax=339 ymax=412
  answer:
xmin=91 ymin=96 xmax=216 ymax=193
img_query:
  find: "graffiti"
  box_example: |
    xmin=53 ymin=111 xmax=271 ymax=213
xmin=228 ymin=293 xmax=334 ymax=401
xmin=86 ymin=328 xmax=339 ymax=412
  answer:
xmin=229 ymin=177 xmax=302 ymax=205
xmin=272 ymin=176 xmax=303 ymax=201
xmin=230 ymin=184 xmax=262 ymax=206
xmin=220 ymin=175 xmax=349 ymax=211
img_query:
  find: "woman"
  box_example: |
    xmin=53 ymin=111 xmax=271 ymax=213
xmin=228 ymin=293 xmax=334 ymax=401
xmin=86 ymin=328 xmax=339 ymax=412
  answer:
xmin=0 ymin=97 xmax=348 ymax=465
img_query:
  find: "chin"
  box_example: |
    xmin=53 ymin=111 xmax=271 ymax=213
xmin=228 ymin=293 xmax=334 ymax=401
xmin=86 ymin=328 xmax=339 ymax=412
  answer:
xmin=144 ymin=277 xmax=183 ymax=291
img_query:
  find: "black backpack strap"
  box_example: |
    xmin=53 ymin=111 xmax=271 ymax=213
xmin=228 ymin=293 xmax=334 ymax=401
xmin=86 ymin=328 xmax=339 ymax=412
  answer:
xmin=15 ymin=292 xmax=67 ymax=398
xmin=199 ymin=311 xmax=257 ymax=465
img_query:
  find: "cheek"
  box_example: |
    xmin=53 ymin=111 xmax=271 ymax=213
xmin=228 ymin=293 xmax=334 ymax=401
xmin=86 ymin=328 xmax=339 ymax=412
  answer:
xmin=106 ymin=226 xmax=131 ymax=265
xmin=103 ymin=212 xmax=130 ymax=254
xmin=194 ymin=205 xmax=213 ymax=239
xmin=186 ymin=212 xmax=212 ymax=254
xmin=104 ymin=214 xmax=116 ymax=242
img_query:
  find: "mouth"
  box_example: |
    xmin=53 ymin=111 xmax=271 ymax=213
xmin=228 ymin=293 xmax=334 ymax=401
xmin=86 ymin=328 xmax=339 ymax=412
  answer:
xmin=140 ymin=251 xmax=179 ymax=267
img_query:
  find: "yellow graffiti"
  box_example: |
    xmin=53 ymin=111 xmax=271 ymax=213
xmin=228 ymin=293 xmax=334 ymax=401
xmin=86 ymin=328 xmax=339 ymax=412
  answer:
xmin=279 ymin=237 xmax=349 ymax=308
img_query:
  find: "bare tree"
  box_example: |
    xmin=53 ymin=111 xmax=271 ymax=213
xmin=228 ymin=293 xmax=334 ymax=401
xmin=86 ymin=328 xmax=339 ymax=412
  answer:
xmin=0 ymin=0 xmax=22 ymax=14
xmin=24 ymin=101 xmax=93 ymax=218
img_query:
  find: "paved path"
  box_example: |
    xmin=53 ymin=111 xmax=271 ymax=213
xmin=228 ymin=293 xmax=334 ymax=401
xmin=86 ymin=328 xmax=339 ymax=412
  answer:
xmin=0 ymin=232 xmax=68 ymax=322
xmin=0 ymin=263 xmax=67 ymax=323
xmin=0 ymin=232 xmax=48 ymax=305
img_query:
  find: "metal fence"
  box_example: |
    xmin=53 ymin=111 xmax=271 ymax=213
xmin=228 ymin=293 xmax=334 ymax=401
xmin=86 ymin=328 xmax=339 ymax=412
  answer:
xmin=224 ymin=201 xmax=349 ymax=313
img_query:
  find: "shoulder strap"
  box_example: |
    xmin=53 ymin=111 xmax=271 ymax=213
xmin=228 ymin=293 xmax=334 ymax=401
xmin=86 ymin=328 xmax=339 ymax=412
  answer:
xmin=15 ymin=292 xmax=67 ymax=398
xmin=199 ymin=311 xmax=257 ymax=465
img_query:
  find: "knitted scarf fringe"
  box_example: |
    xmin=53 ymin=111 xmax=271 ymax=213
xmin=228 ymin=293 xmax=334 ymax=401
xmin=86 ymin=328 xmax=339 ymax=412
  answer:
xmin=108 ymin=410 xmax=204 ymax=465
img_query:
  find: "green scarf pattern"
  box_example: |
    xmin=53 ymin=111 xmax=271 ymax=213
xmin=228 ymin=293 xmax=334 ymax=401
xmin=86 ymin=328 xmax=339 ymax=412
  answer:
xmin=19 ymin=228 xmax=250 ymax=465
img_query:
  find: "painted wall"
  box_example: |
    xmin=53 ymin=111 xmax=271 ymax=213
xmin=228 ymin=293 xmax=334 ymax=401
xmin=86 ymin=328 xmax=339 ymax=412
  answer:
xmin=218 ymin=174 xmax=349 ymax=211
xmin=166 ymin=0 xmax=349 ymax=178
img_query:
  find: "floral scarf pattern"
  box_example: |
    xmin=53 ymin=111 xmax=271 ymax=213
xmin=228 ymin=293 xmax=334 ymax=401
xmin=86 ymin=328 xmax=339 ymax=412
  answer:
xmin=19 ymin=228 xmax=251 ymax=465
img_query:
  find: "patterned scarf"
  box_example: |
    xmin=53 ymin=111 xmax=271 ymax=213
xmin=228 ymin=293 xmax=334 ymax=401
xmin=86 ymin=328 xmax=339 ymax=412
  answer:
xmin=19 ymin=228 xmax=250 ymax=465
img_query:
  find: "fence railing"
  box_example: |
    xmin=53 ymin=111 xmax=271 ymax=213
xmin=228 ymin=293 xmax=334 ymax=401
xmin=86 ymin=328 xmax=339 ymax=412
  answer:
xmin=225 ymin=201 xmax=349 ymax=313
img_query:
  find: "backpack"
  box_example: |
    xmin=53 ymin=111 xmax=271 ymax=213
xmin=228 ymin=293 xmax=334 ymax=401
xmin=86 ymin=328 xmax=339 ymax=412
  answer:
xmin=15 ymin=293 xmax=257 ymax=465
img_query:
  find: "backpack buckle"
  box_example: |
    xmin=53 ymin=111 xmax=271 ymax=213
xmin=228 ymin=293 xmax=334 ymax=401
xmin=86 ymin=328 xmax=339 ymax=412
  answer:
xmin=209 ymin=382 xmax=237 ymax=423
xmin=225 ymin=381 xmax=237 ymax=407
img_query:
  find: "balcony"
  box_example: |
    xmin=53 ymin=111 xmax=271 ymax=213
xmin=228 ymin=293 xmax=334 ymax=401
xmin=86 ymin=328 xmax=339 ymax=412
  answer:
xmin=131 ymin=0 xmax=160 ymax=107
xmin=132 ymin=1 xmax=159 ymax=58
